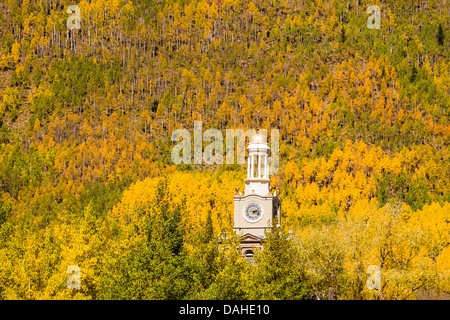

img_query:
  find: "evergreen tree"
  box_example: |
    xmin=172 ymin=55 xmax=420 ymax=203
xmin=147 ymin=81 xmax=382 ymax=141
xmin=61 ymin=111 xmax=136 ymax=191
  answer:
xmin=248 ymin=221 xmax=310 ymax=299
xmin=100 ymin=179 xmax=192 ymax=299
xmin=340 ymin=26 xmax=346 ymax=43
xmin=437 ymin=23 xmax=445 ymax=46
xmin=410 ymin=65 xmax=418 ymax=83
xmin=188 ymin=210 xmax=220 ymax=297
xmin=196 ymin=234 xmax=251 ymax=300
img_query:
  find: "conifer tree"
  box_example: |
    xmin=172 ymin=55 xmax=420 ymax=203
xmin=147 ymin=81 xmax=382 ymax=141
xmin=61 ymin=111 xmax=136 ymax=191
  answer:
xmin=437 ymin=23 xmax=445 ymax=46
xmin=248 ymin=221 xmax=309 ymax=299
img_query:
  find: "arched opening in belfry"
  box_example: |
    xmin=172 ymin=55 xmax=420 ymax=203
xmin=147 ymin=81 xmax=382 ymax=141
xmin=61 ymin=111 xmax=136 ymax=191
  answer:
xmin=245 ymin=250 xmax=254 ymax=263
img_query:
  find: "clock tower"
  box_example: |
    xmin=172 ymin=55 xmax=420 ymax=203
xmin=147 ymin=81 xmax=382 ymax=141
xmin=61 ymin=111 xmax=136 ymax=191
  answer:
xmin=233 ymin=131 xmax=281 ymax=259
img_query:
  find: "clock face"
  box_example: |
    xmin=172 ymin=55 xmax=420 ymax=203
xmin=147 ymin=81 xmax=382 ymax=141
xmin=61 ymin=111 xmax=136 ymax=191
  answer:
xmin=243 ymin=202 xmax=263 ymax=223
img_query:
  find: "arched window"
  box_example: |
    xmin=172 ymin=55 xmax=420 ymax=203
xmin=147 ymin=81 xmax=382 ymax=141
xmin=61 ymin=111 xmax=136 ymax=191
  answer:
xmin=245 ymin=250 xmax=254 ymax=264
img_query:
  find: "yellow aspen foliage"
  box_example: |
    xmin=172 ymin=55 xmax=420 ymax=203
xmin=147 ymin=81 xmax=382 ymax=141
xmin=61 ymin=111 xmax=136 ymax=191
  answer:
xmin=9 ymin=40 xmax=21 ymax=65
xmin=111 ymin=171 xmax=243 ymax=242
xmin=298 ymin=182 xmax=320 ymax=205
xmin=347 ymin=198 xmax=378 ymax=221
xmin=0 ymin=0 xmax=447 ymax=301
xmin=284 ymin=160 xmax=300 ymax=184
xmin=328 ymin=146 xmax=343 ymax=167
xmin=315 ymin=158 xmax=330 ymax=186
xmin=408 ymin=202 xmax=450 ymax=253
xmin=436 ymin=247 xmax=450 ymax=274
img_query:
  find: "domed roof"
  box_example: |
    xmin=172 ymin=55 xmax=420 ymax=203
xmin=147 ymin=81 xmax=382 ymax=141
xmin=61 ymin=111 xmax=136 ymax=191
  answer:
xmin=249 ymin=132 xmax=267 ymax=144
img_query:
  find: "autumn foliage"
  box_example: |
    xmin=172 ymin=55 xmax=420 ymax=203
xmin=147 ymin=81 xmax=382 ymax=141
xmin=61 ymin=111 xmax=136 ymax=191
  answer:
xmin=0 ymin=0 xmax=449 ymax=299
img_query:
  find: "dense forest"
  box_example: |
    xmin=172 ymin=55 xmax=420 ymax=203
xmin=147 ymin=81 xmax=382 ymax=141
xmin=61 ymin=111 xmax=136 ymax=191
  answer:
xmin=0 ymin=0 xmax=449 ymax=299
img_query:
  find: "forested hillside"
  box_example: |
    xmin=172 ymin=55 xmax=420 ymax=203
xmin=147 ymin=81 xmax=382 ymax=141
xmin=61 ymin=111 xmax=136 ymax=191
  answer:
xmin=0 ymin=0 xmax=449 ymax=299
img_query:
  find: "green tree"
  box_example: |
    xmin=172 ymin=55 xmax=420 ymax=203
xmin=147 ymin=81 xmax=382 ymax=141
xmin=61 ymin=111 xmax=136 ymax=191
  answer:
xmin=248 ymin=223 xmax=310 ymax=299
xmin=100 ymin=179 xmax=192 ymax=299
xmin=437 ymin=23 xmax=445 ymax=46
xmin=189 ymin=211 xmax=220 ymax=297
xmin=195 ymin=234 xmax=250 ymax=300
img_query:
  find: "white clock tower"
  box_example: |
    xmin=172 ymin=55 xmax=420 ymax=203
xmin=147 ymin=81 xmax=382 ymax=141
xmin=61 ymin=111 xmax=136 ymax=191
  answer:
xmin=233 ymin=131 xmax=281 ymax=259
